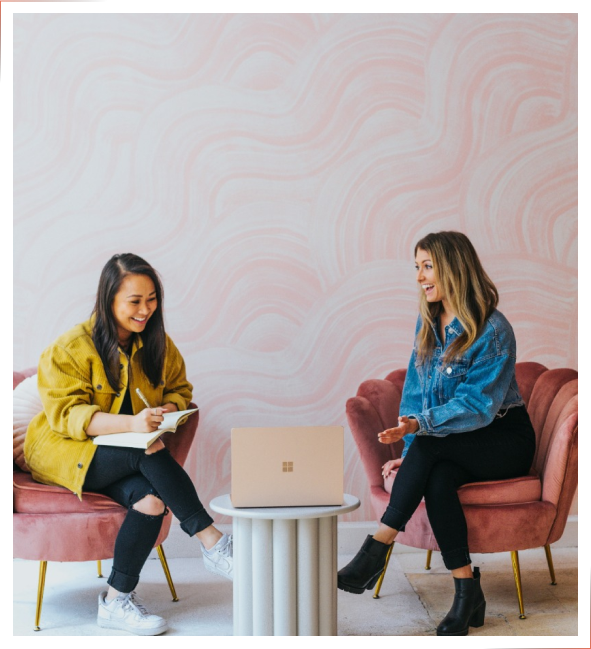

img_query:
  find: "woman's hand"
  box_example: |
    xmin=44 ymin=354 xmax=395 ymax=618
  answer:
xmin=377 ymin=416 xmax=419 ymax=444
xmin=131 ymin=407 xmax=167 ymax=433
xmin=382 ymin=457 xmax=403 ymax=478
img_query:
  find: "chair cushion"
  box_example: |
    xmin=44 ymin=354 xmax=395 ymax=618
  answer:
xmin=13 ymin=471 xmax=124 ymax=514
xmin=13 ymin=374 xmax=43 ymax=472
xmin=384 ymin=470 xmax=542 ymax=505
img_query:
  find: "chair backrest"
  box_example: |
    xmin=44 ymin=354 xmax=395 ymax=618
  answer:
xmin=13 ymin=367 xmax=36 ymax=389
xmin=523 ymin=367 xmax=578 ymax=543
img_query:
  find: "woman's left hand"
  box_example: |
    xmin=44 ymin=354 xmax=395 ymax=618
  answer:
xmin=378 ymin=416 xmax=419 ymax=444
xmin=145 ymin=439 xmax=165 ymax=455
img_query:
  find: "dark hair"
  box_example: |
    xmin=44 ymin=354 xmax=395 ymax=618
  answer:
xmin=91 ymin=253 xmax=166 ymax=391
xmin=414 ymin=231 xmax=499 ymax=361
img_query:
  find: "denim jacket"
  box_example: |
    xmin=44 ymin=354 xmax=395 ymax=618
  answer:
xmin=400 ymin=309 xmax=524 ymax=457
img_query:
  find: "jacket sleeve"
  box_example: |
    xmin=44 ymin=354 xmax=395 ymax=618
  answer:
xmin=398 ymin=316 xmax=423 ymax=456
xmin=399 ymin=347 xmax=421 ymax=457
xmin=162 ymin=336 xmax=193 ymax=411
xmin=37 ymin=344 xmax=101 ymax=441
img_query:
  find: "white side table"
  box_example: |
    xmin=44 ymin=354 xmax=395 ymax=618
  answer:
xmin=210 ymin=494 xmax=360 ymax=636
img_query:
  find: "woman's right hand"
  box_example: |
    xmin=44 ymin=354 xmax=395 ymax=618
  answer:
xmin=131 ymin=407 xmax=166 ymax=433
xmin=382 ymin=457 xmax=403 ymax=479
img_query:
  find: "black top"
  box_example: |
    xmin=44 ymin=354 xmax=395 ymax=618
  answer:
xmin=118 ymin=387 xmax=134 ymax=416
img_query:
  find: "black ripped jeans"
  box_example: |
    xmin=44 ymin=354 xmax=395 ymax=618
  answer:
xmin=84 ymin=446 xmax=214 ymax=593
xmin=381 ymin=406 xmax=536 ymax=570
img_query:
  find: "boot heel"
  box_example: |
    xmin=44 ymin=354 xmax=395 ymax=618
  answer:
xmin=469 ymin=601 xmax=486 ymax=628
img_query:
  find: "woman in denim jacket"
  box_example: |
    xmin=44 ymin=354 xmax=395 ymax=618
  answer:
xmin=338 ymin=231 xmax=535 ymax=636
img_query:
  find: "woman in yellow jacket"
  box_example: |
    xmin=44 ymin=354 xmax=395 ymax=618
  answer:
xmin=24 ymin=253 xmax=232 ymax=636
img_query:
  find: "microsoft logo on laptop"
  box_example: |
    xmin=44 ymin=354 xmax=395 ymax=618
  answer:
xmin=282 ymin=461 xmax=294 ymax=473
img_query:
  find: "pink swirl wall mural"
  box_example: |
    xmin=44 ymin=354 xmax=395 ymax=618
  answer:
xmin=13 ymin=13 xmax=577 ymax=521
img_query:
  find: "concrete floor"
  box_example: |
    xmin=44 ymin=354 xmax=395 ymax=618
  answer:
xmin=14 ymin=545 xmax=579 ymax=638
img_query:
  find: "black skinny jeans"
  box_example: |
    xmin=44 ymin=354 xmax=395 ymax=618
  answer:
xmin=84 ymin=446 xmax=214 ymax=593
xmin=381 ymin=405 xmax=536 ymax=570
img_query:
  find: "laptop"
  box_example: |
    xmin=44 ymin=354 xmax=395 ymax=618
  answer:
xmin=231 ymin=426 xmax=344 ymax=507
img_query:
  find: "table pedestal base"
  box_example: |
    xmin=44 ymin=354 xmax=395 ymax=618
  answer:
xmin=233 ymin=515 xmax=338 ymax=636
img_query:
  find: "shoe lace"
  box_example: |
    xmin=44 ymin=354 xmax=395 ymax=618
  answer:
xmin=123 ymin=591 xmax=149 ymax=617
xmin=218 ymin=534 xmax=233 ymax=557
xmin=224 ymin=534 xmax=234 ymax=557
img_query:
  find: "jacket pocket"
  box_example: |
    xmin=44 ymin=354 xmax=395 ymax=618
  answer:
xmin=89 ymin=366 xmax=118 ymax=412
xmin=436 ymin=359 xmax=469 ymax=400
xmin=437 ymin=359 xmax=469 ymax=379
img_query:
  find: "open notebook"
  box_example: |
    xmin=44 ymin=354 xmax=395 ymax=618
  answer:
xmin=92 ymin=408 xmax=198 ymax=449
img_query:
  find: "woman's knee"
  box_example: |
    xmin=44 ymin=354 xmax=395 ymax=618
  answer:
xmin=423 ymin=461 xmax=468 ymax=501
xmin=132 ymin=494 xmax=166 ymax=516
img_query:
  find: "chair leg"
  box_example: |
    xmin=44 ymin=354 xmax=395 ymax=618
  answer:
xmin=34 ymin=561 xmax=47 ymax=631
xmin=425 ymin=549 xmax=432 ymax=570
xmin=544 ymin=544 xmax=557 ymax=585
xmin=510 ymin=550 xmax=526 ymax=619
xmin=97 ymin=560 xmax=103 ymax=578
xmin=372 ymin=542 xmax=394 ymax=599
xmin=156 ymin=545 xmax=179 ymax=602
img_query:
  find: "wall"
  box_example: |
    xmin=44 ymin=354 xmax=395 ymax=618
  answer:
xmin=13 ymin=13 xmax=578 ymax=521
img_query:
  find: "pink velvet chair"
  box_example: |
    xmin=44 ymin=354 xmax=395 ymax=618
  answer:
xmin=346 ymin=362 xmax=578 ymax=618
xmin=13 ymin=368 xmax=199 ymax=631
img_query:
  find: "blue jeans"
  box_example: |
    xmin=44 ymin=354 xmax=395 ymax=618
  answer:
xmin=84 ymin=446 xmax=214 ymax=593
xmin=381 ymin=406 xmax=535 ymax=570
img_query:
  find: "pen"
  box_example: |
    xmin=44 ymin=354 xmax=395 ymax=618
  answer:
xmin=136 ymin=388 xmax=153 ymax=409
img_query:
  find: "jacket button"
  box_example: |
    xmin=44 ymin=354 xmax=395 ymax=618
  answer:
xmin=77 ymin=462 xmax=83 ymax=469
xmin=446 ymin=367 xmax=452 ymax=374
xmin=116 ymin=392 xmax=121 ymax=397
xmin=120 ymin=364 xmax=124 ymax=369
xmin=97 ymin=384 xmax=102 ymax=390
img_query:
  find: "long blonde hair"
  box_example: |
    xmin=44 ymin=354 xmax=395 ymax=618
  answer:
xmin=414 ymin=231 xmax=498 ymax=361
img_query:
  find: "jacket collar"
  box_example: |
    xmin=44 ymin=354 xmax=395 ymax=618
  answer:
xmin=447 ymin=318 xmax=464 ymax=336
xmin=430 ymin=315 xmax=465 ymax=339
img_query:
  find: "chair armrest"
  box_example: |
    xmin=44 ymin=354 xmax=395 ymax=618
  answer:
xmin=346 ymin=377 xmax=404 ymax=489
xmin=161 ymin=402 xmax=198 ymax=468
xmin=356 ymin=378 xmax=403 ymax=430
xmin=523 ymin=368 xmax=578 ymax=545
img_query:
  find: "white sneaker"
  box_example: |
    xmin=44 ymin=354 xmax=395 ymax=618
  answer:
xmin=202 ymin=533 xmax=233 ymax=581
xmin=97 ymin=591 xmax=168 ymax=636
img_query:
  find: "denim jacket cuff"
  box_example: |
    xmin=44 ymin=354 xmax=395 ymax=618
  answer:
xmin=411 ymin=413 xmax=428 ymax=435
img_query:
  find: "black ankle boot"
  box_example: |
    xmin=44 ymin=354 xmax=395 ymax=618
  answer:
xmin=337 ymin=535 xmax=391 ymax=594
xmin=436 ymin=567 xmax=486 ymax=636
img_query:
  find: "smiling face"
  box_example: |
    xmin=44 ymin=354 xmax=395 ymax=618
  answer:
xmin=415 ymin=248 xmax=444 ymax=304
xmin=112 ymin=273 xmax=158 ymax=346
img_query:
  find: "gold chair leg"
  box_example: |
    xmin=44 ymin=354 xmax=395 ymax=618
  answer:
xmin=373 ymin=542 xmax=394 ymax=599
xmin=510 ymin=550 xmax=526 ymax=619
xmin=34 ymin=561 xmax=47 ymax=631
xmin=97 ymin=560 xmax=103 ymax=578
xmin=425 ymin=549 xmax=432 ymax=570
xmin=544 ymin=544 xmax=557 ymax=585
xmin=156 ymin=545 xmax=178 ymax=602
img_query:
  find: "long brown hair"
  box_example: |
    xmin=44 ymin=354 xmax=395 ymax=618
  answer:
xmin=91 ymin=253 xmax=166 ymax=391
xmin=414 ymin=231 xmax=498 ymax=361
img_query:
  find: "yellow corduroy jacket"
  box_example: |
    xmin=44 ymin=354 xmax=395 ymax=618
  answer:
xmin=24 ymin=318 xmax=193 ymax=499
